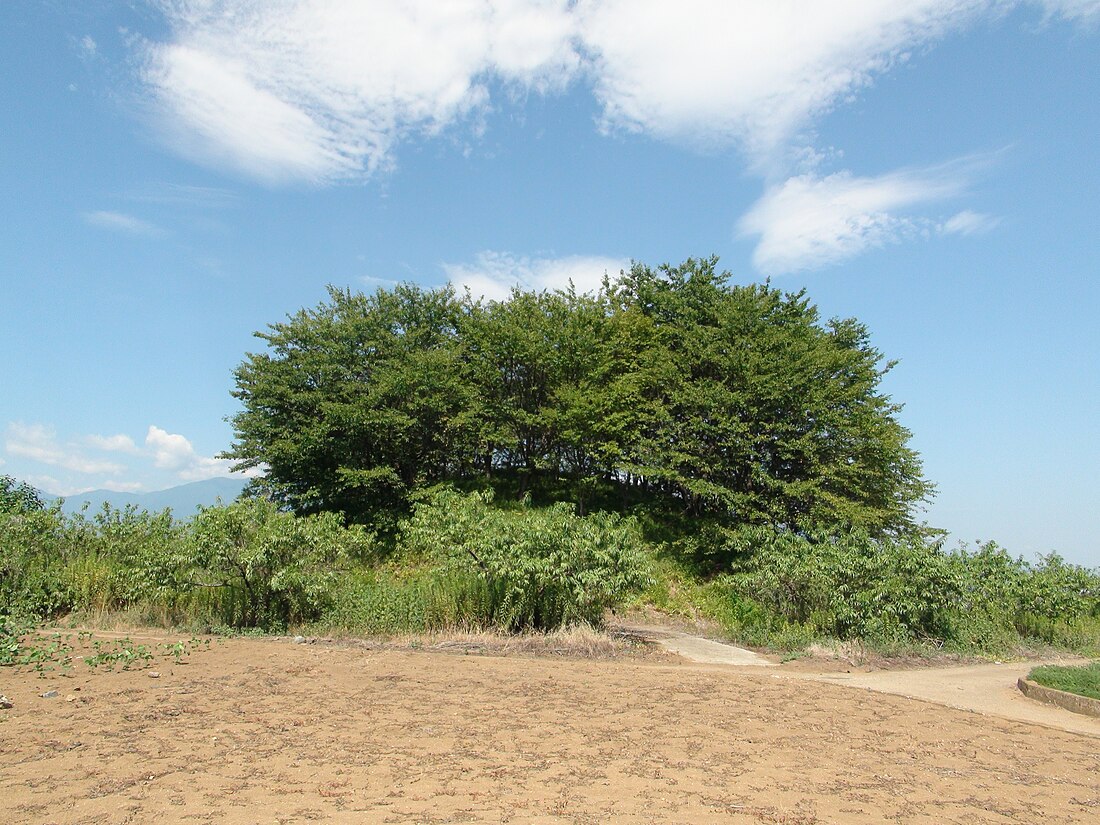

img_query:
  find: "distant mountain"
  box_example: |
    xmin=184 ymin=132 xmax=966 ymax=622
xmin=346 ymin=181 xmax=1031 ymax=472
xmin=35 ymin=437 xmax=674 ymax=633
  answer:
xmin=43 ymin=477 xmax=249 ymax=518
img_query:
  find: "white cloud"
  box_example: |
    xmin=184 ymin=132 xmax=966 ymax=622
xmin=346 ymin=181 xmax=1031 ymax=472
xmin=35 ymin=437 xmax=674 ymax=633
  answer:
xmin=577 ymin=0 xmax=989 ymax=160
xmin=84 ymin=210 xmax=165 ymax=236
xmin=442 ymin=251 xmax=628 ymax=301
xmin=140 ymin=0 xmax=580 ymax=184
xmin=738 ymin=158 xmax=992 ymax=274
xmin=942 ymin=209 xmax=1001 ymax=235
xmin=87 ymin=433 xmax=141 ymax=454
xmin=135 ymin=1 xmax=1099 ymax=183
xmin=5 ymin=422 xmax=126 ymax=475
xmin=145 ymin=425 xmax=239 ymax=481
xmin=360 ymin=274 xmax=401 ymax=290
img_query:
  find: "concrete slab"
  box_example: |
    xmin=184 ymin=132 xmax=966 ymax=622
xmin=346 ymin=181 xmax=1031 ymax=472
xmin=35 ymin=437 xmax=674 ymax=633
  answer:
xmin=619 ymin=624 xmax=776 ymax=666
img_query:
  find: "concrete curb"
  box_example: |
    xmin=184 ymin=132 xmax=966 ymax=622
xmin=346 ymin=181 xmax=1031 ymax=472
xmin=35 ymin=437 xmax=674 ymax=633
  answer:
xmin=1017 ymin=678 xmax=1100 ymax=719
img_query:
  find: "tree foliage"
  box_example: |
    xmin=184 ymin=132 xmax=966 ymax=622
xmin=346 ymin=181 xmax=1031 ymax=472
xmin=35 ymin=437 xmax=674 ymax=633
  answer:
xmin=0 ymin=475 xmax=44 ymax=515
xmin=226 ymin=257 xmax=932 ymax=537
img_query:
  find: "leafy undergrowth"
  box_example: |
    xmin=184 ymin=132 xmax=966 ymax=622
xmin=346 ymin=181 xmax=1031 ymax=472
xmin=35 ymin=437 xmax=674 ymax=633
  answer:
xmin=1027 ymin=661 xmax=1100 ymax=700
xmin=625 ymin=549 xmax=1100 ymax=663
xmin=1 ymin=620 xmax=219 ymax=677
xmin=3 ymin=479 xmax=1098 ymax=662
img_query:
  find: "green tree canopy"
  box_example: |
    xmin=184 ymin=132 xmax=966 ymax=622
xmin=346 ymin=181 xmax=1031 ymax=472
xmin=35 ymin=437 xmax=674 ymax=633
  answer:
xmin=0 ymin=475 xmax=44 ymax=515
xmin=226 ymin=257 xmax=932 ymax=536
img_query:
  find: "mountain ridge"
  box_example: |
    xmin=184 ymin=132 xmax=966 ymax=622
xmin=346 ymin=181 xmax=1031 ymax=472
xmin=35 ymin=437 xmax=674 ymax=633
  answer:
xmin=40 ymin=477 xmax=248 ymax=517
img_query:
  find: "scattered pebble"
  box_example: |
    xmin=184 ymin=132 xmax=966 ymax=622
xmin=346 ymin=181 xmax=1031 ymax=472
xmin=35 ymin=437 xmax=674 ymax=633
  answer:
xmin=40 ymin=690 xmax=59 ymax=699
xmin=148 ymin=671 xmax=161 ymax=679
xmin=292 ymin=635 xmax=306 ymax=644
xmin=0 ymin=695 xmax=12 ymax=709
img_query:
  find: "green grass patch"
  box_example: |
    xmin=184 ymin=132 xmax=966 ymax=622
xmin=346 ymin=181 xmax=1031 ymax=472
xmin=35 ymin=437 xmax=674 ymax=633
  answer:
xmin=1027 ymin=661 xmax=1100 ymax=701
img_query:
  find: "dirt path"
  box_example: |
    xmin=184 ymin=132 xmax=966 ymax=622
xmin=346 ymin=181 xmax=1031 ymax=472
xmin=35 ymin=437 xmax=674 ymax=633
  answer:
xmin=785 ymin=661 xmax=1100 ymax=738
xmin=624 ymin=623 xmax=1100 ymax=736
xmin=3 ymin=632 xmax=1099 ymax=824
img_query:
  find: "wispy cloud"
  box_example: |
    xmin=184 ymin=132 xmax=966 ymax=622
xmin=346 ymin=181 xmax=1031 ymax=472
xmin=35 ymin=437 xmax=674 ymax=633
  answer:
xmin=134 ymin=1 xmax=1096 ymax=184
xmin=5 ymin=422 xmax=126 ymax=475
xmin=577 ymin=0 xmax=991 ymax=162
xmin=129 ymin=2 xmax=1097 ymax=271
xmin=124 ymin=182 xmax=239 ymax=208
xmin=139 ymin=0 xmax=580 ymax=184
xmin=84 ymin=210 xmax=165 ymax=236
xmin=442 ymin=251 xmax=628 ymax=301
xmin=135 ymin=0 xmax=1100 ymax=183
xmin=24 ymin=475 xmax=96 ymax=498
xmin=1037 ymin=0 xmax=1100 ymax=21
xmin=942 ymin=209 xmax=1001 ymax=235
xmin=738 ymin=157 xmax=993 ymax=274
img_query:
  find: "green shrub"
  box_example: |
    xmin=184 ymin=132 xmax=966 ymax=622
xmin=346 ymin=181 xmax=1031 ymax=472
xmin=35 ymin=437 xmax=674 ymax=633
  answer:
xmin=190 ymin=498 xmax=374 ymax=630
xmin=730 ymin=526 xmax=960 ymax=645
xmin=0 ymin=505 xmax=75 ymax=618
xmin=398 ymin=488 xmax=650 ymax=630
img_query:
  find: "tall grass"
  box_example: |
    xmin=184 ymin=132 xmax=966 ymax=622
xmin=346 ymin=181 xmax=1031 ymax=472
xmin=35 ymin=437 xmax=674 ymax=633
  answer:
xmin=2 ymin=491 xmax=1097 ymax=656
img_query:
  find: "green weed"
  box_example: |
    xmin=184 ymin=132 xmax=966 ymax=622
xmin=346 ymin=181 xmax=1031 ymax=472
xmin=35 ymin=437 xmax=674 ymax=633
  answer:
xmin=1027 ymin=661 xmax=1100 ymax=700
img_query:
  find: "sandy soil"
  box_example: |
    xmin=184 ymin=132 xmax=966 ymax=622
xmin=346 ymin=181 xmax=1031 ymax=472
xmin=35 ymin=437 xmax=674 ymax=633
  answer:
xmin=3 ymin=632 xmax=1099 ymax=824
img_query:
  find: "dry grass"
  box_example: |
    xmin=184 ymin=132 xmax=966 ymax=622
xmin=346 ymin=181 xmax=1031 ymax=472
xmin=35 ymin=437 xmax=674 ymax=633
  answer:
xmin=304 ymin=622 xmax=673 ymax=662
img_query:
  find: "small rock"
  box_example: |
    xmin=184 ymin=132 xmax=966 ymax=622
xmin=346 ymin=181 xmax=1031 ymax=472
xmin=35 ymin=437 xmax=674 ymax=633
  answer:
xmin=292 ymin=635 xmax=306 ymax=644
xmin=0 ymin=695 xmax=13 ymax=709
xmin=65 ymin=695 xmax=77 ymax=703
xmin=148 ymin=671 xmax=161 ymax=679
xmin=40 ymin=690 xmax=59 ymax=699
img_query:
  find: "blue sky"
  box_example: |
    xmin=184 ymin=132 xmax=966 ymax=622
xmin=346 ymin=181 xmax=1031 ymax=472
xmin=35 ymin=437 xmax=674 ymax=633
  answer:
xmin=2 ymin=1 xmax=1097 ymax=566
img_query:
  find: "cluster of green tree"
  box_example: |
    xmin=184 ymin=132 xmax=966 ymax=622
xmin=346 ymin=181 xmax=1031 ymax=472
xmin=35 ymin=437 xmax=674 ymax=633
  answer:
xmin=226 ymin=257 xmax=931 ymax=537
xmin=5 ymin=258 xmax=1097 ymax=656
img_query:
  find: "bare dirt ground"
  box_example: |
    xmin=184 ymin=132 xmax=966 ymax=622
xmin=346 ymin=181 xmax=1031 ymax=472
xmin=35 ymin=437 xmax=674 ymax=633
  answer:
xmin=3 ymin=631 xmax=1099 ymax=825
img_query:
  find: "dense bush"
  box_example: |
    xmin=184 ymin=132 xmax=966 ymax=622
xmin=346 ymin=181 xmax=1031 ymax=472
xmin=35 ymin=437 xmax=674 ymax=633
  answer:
xmin=189 ymin=499 xmax=374 ymax=629
xmin=1 ymin=504 xmax=73 ymax=619
xmin=0 ymin=497 xmax=374 ymax=632
xmin=398 ymin=488 xmax=650 ymax=630
xmin=730 ymin=527 xmax=959 ymax=646
xmin=718 ymin=529 xmax=1100 ymax=652
xmin=1 ymin=474 xmax=1095 ymax=652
